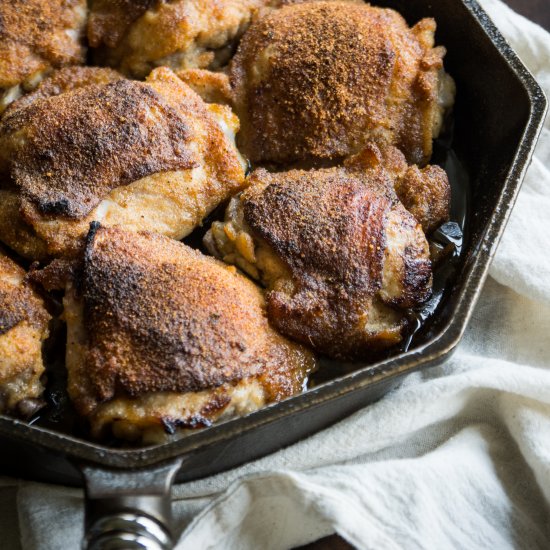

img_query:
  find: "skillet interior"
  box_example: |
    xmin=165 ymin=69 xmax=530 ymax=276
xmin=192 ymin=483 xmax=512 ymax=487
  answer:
xmin=0 ymin=0 xmax=546 ymax=485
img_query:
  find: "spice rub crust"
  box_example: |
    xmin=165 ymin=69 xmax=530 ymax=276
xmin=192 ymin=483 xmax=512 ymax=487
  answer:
xmin=231 ymin=1 xmax=451 ymax=165
xmin=70 ymin=225 xmax=314 ymax=414
xmin=1 ymin=78 xmax=199 ymax=220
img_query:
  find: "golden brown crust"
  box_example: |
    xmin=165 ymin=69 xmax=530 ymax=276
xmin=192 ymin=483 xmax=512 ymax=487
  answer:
xmin=0 ymin=190 xmax=49 ymax=261
xmin=70 ymin=224 xmax=314 ymax=415
xmin=29 ymin=257 xmax=76 ymax=292
xmin=1 ymin=78 xmax=198 ymax=220
xmin=244 ymin=168 xmax=390 ymax=299
xmin=0 ymin=0 xmax=87 ymax=89
xmin=395 ymin=164 xmax=451 ymax=234
xmin=0 ymin=249 xmax=50 ymax=415
xmin=0 ymin=253 xmax=49 ymax=336
xmin=87 ymin=363 xmax=305 ymax=441
xmin=87 ymin=0 xmax=155 ymax=49
xmin=275 ymin=0 xmax=363 ymax=4
xmin=5 ymin=66 xmax=124 ymax=115
xmin=231 ymin=1 xmax=448 ymax=165
xmin=145 ymin=67 xmax=246 ymax=192
xmin=88 ymin=0 xmax=276 ymax=77
xmin=240 ymin=163 xmax=432 ymax=358
xmin=176 ymin=69 xmax=233 ymax=104
xmin=345 ymin=143 xmax=451 ymax=234
xmin=0 ymin=68 xmax=246 ymax=260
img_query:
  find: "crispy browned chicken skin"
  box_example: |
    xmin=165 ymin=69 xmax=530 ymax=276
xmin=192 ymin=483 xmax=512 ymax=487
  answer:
xmin=0 ymin=67 xmax=246 ymax=260
xmin=0 ymin=250 xmax=50 ymax=417
xmin=205 ymin=144 xmax=437 ymax=359
xmin=63 ymin=225 xmax=315 ymax=442
xmin=88 ymin=0 xmax=276 ymax=78
xmin=4 ymin=66 xmax=124 ymax=115
xmin=0 ymin=0 xmax=87 ymax=111
xmin=230 ymin=1 xmax=455 ymax=166
xmin=350 ymin=143 xmax=451 ymax=234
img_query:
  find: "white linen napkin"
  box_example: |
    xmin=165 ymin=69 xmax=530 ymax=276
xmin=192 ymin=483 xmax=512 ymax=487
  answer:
xmin=2 ymin=0 xmax=549 ymax=548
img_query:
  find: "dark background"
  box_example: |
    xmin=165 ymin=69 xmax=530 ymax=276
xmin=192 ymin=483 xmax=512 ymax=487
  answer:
xmin=303 ymin=1 xmax=549 ymax=549
xmin=506 ymin=0 xmax=550 ymax=30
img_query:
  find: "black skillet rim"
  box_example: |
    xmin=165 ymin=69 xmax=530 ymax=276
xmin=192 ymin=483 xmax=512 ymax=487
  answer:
xmin=0 ymin=0 xmax=547 ymax=468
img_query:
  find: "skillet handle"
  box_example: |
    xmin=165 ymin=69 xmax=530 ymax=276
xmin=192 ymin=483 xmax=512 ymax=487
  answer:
xmin=81 ymin=458 xmax=183 ymax=550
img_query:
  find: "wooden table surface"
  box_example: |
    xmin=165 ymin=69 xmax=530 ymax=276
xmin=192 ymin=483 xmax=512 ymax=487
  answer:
xmin=303 ymin=1 xmax=548 ymax=549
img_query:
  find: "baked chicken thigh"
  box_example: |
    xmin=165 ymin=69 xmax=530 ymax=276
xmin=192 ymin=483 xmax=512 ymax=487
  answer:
xmin=0 ymin=250 xmax=50 ymax=417
xmin=4 ymin=66 xmax=124 ymax=115
xmin=63 ymin=224 xmax=315 ymax=442
xmin=205 ymin=144 xmax=445 ymax=358
xmin=88 ymin=0 xmax=275 ymax=78
xmin=0 ymin=67 xmax=246 ymax=260
xmin=0 ymin=0 xmax=87 ymax=112
xmin=351 ymin=143 xmax=451 ymax=235
xmin=230 ymin=0 xmax=455 ymax=166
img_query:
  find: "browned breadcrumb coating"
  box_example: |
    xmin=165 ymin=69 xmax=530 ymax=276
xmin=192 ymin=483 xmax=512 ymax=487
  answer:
xmin=206 ymin=145 xmax=433 ymax=359
xmin=88 ymin=0 xmax=278 ymax=78
xmin=29 ymin=257 xmax=75 ymax=293
xmin=346 ymin=144 xmax=451 ymax=233
xmin=0 ymin=68 xmax=246 ymax=260
xmin=176 ymin=69 xmax=233 ymax=104
xmin=87 ymin=0 xmax=155 ymax=49
xmin=0 ymin=255 xmax=49 ymax=336
xmin=64 ymin=225 xmax=315 ymax=440
xmin=1 ymin=79 xmax=196 ymax=219
xmin=231 ymin=1 xmax=454 ymax=166
xmin=0 ymin=0 xmax=87 ymax=90
xmin=0 ymin=190 xmax=49 ymax=261
xmin=0 ymin=250 xmax=50 ymax=416
xmin=5 ymin=66 xmax=124 ymax=115
xmin=394 ymin=165 xmax=451 ymax=234
xmin=276 ymin=0 xmax=363 ymax=4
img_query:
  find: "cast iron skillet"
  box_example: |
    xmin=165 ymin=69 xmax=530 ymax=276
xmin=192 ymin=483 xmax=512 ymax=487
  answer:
xmin=0 ymin=1 xmax=546 ymax=548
